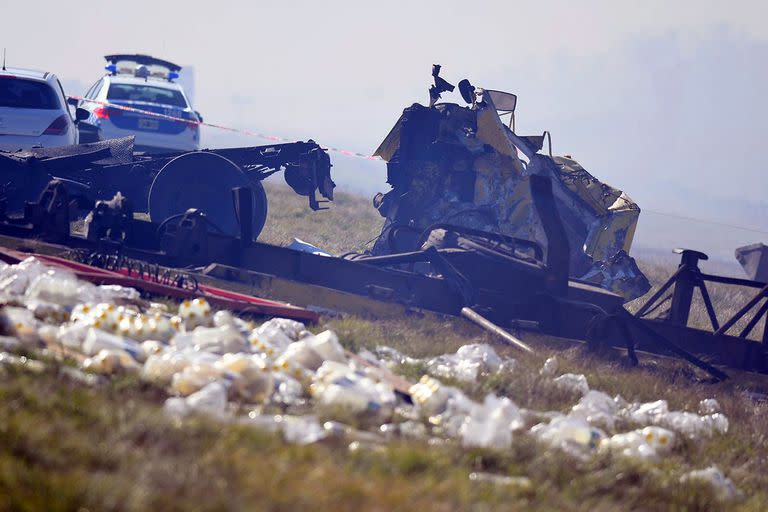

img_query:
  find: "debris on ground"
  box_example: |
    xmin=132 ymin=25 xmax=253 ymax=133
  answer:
xmin=0 ymin=256 xmax=742 ymax=496
xmin=468 ymin=472 xmax=533 ymax=490
xmin=680 ymin=466 xmax=744 ymax=502
xmin=286 ymin=238 xmax=334 ymax=257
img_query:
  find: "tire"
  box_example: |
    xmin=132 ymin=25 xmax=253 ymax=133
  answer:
xmin=149 ymin=151 xmax=249 ymax=237
xmin=249 ymin=180 xmax=268 ymax=239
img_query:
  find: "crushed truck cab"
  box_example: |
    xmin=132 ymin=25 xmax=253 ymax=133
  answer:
xmin=371 ymin=70 xmax=647 ymax=300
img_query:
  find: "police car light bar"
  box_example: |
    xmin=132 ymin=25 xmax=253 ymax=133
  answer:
xmin=103 ymin=54 xmax=182 ymax=81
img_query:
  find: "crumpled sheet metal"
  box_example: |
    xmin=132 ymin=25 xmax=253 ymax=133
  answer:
xmin=580 ymin=250 xmax=651 ymax=300
xmin=735 ymin=243 xmax=768 ymax=282
xmin=552 ymin=156 xmax=639 ymax=260
xmin=372 ymin=88 xmax=643 ymax=298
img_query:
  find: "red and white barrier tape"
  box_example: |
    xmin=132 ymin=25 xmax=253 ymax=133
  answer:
xmin=68 ymin=95 xmax=381 ymax=161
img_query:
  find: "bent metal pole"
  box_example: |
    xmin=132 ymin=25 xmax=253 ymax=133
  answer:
xmin=461 ymin=307 xmax=535 ymax=354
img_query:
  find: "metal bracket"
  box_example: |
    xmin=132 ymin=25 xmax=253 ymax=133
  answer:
xmin=23 ymin=180 xmax=75 ymax=241
xmin=159 ymin=208 xmax=210 ymax=262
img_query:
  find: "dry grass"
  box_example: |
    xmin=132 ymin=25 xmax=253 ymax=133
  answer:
xmin=258 ymin=179 xmax=383 ymax=255
xmin=2 ymin=183 xmax=767 ymax=511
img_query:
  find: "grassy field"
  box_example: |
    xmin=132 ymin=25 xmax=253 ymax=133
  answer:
xmin=1 ymin=183 xmax=767 ymax=511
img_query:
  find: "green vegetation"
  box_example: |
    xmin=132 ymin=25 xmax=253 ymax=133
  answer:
xmin=2 ymin=184 xmax=767 ymax=511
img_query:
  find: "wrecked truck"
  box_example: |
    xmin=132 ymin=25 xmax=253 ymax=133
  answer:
xmin=370 ymin=68 xmax=648 ymax=300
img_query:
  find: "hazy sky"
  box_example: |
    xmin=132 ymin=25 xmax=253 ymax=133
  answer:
xmin=3 ymin=0 xmax=767 ymax=259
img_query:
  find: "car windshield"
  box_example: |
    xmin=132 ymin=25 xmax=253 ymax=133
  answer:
xmin=107 ymin=83 xmax=188 ymax=108
xmin=0 ymin=78 xmax=60 ymax=109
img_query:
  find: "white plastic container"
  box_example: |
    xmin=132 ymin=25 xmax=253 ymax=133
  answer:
xmin=164 ymin=381 xmax=229 ymax=419
xmin=305 ymin=330 xmax=347 ymax=363
xmin=82 ymin=327 xmax=142 ymax=360
xmin=459 ymin=394 xmax=524 ymax=450
xmin=82 ymin=348 xmax=140 ymax=375
xmin=275 ymin=340 xmax=325 ymax=371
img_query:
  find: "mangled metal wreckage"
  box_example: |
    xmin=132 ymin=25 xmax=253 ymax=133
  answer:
xmin=371 ymin=67 xmax=648 ymax=301
xmin=0 ymin=136 xmax=335 ymax=240
xmin=0 ymin=68 xmax=766 ymax=379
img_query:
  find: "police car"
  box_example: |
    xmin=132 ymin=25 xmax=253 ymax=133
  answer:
xmin=77 ymin=54 xmax=201 ymax=153
xmin=0 ymin=66 xmax=82 ymax=151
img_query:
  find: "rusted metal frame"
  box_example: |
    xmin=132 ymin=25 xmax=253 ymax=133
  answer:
xmin=544 ymin=294 xmax=639 ymax=363
xmin=351 ymin=249 xmax=463 ymax=267
xmin=2 ymin=177 xmax=754 ymax=376
xmin=738 ymin=299 xmax=768 ymax=340
xmin=233 ymin=241 xmax=469 ymax=315
xmin=699 ymin=272 xmax=767 ymax=288
xmin=763 ymin=310 xmax=768 ymax=344
xmin=0 ymin=223 xmax=762 ymax=375
xmin=639 ymin=293 xmax=673 ymax=319
xmin=636 ymin=318 xmax=767 ymax=373
xmin=580 ymin=301 xmax=639 ymax=366
xmin=561 ymin=292 xmax=732 ymax=378
xmin=612 ymin=312 xmax=640 ymax=366
xmin=669 ymin=264 xmax=699 ymax=326
xmin=713 ymin=284 xmax=768 ymax=337
xmin=424 ymin=246 xmax=476 ymax=306
xmin=628 ymin=315 xmax=729 ymax=381
xmin=549 ymin=294 xmax=727 ymax=379
xmin=637 ymin=260 xmax=752 ymax=333
xmin=12 ymin=141 xmax=333 ymax=214
xmin=696 ymin=278 xmax=720 ymax=331
xmin=635 ymin=265 xmax=685 ymax=318
xmin=528 ymin=173 xmax=569 ymax=296
xmin=232 ymin=187 xmax=253 ymax=246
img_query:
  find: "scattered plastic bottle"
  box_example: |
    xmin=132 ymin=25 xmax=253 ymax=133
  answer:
xmin=539 ymin=356 xmax=559 ymax=377
xmin=177 ymin=298 xmax=213 ymax=329
xmin=82 ymin=327 xmax=143 ymax=360
xmin=82 ymin=348 xmax=140 ymax=375
xmin=311 ymin=361 xmax=396 ymax=421
xmin=469 ymin=472 xmax=532 ymax=490
xmin=459 ymin=394 xmax=524 ymax=450
xmin=304 ymin=330 xmax=346 ymax=363
xmin=699 ymin=398 xmax=721 ymax=415
xmin=275 ymin=340 xmax=325 ymax=372
xmin=0 ymin=257 xmax=47 ymax=296
xmin=426 ymin=343 xmax=504 ymax=382
xmin=164 ymin=380 xmax=229 ymax=419
xmin=569 ymin=390 xmax=619 ymax=431
xmin=553 ymin=373 xmax=589 ymax=396
xmin=680 ymin=466 xmax=744 ymax=502
xmin=600 ymin=426 xmax=676 ymax=461
xmin=531 ymin=416 xmax=604 ymax=454
xmin=215 ymin=353 xmax=274 ymax=403
xmin=409 ymin=375 xmax=457 ymax=417
xmin=275 ymin=415 xmax=328 ymax=444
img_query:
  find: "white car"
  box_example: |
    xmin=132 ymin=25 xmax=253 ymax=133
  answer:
xmin=0 ymin=67 xmax=81 ymax=151
xmin=78 ymin=54 xmax=201 ymax=153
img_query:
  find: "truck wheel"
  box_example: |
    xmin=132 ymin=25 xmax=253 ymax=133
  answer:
xmin=249 ymin=180 xmax=269 ymax=239
xmin=149 ymin=151 xmax=267 ymax=239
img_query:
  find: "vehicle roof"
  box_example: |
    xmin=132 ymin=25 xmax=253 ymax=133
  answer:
xmin=0 ymin=67 xmax=55 ymax=82
xmin=104 ymin=74 xmax=183 ymax=90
